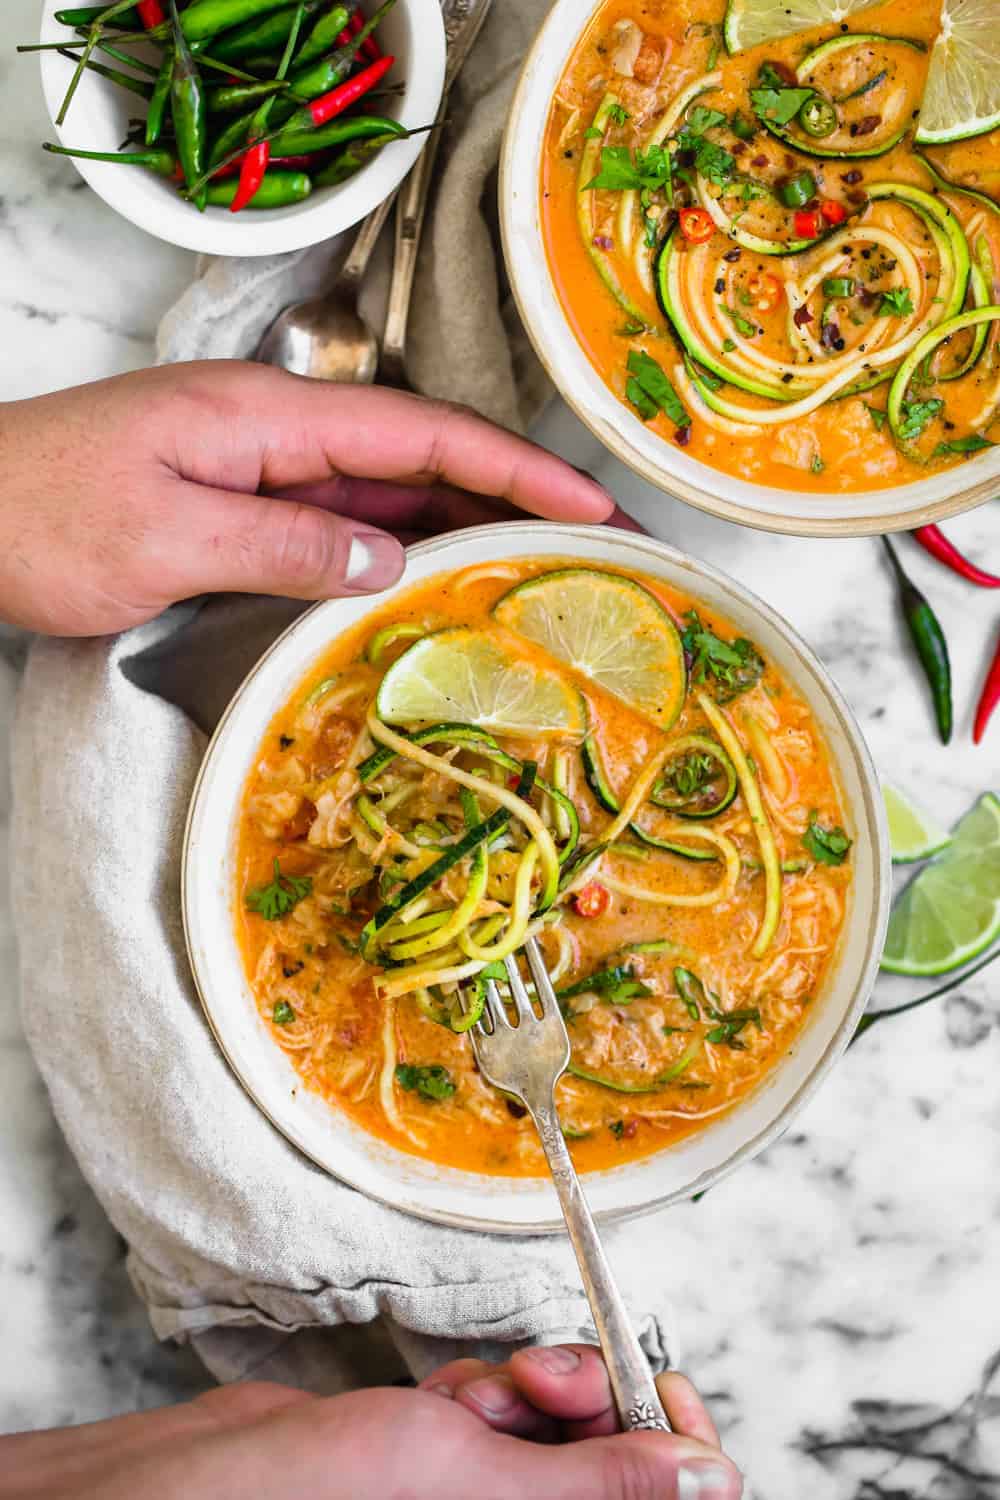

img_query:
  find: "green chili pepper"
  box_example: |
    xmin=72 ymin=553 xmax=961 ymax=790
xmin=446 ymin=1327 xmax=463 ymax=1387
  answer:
xmin=797 ymin=95 xmax=838 ymax=138
xmin=208 ymin=78 xmax=288 ymax=112
xmin=294 ymin=2 xmax=350 ymax=65
xmin=204 ymin=169 xmax=312 ymax=207
xmin=313 ymin=129 xmax=396 ymax=187
xmin=822 ymin=276 xmax=855 ymax=298
xmin=168 ymin=0 xmax=208 ymax=210
xmin=882 ymin=537 xmax=953 ymax=743
xmin=93 ymin=34 xmax=158 ymax=73
xmin=209 ymin=0 xmax=323 ymax=58
xmin=269 ymin=111 xmax=405 ymax=158
xmin=146 ymin=45 xmax=173 ymax=145
xmin=56 ymin=47 xmax=154 ymax=100
xmin=42 ymin=141 xmax=178 ymax=175
xmin=151 ymin=0 xmax=295 ymax=43
xmin=56 ymin=4 xmax=139 ymax=22
xmin=778 ymin=169 xmax=817 ymax=208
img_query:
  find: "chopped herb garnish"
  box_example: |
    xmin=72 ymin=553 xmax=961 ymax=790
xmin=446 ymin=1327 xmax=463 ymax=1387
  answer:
xmin=272 ymin=1000 xmax=296 ymax=1026
xmin=878 ymin=288 xmax=915 ymax=317
xmin=898 ymin=397 xmax=944 ymax=442
xmin=583 ymin=125 xmax=602 ymax=139
xmin=626 ymin=349 xmax=690 ymax=428
xmin=681 ymin=610 xmax=765 ymax=700
xmin=704 ymin=1004 xmax=762 ymax=1048
xmin=618 ymin=317 xmax=647 ymax=336
xmin=245 ymin=859 xmax=312 ymax=921
xmin=811 ymin=454 xmax=825 ymax=474
xmin=932 ymin=434 xmax=994 ymax=458
xmin=609 ymin=1119 xmax=626 ymax=1139
xmin=722 ymin=336 xmax=736 ymax=352
xmin=673 ymin=967 xmax=706 ymax=1020
xmin=557 ymin=964 xmax=653 ymax=1008
xmin=607 ymin=101 xmax=630 ymax=125
xmin=675 ymin=108 xmax=735 ymax=188
xmin=395 ymin=1063 xmax=456 ymax=1101
xmin=802 ymin=812 xmax=852 ymax=866
xmin=730 ymin=110 xmax=755 ymax=140
xmin=721 ymin=304 xmax=757 ymax=339
xmin=865 ymin=404 xmax=887 ymax=431
xmin=750 ymin=84 xmax=815 ymax=127
xmin=836 ymin=69 xmax=886 ymax=104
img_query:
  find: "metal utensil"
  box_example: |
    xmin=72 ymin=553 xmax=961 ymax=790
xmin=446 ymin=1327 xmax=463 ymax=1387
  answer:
xmin=379 ymin=0 xmax=492 ymax=385
xmin=255 ymin=191 xmax=397 ymax=382
xmin=466 ymin=936 xmax=671 ymax=1434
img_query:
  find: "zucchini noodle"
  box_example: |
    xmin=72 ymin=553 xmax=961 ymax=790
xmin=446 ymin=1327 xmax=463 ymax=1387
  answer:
xmin=458 ymin=844 xmax=540 ymax=961
xmin=379 ymin=998 xmax=408 ymax=1135
xmin=697 ymin=692 xmax=781 ymax=957
xmin=673 ymin=360 xmax=765 ymax=435
xmin=384 ymin=846 xmax=489 ymax=960
xmin=603 ymin=823 xmax=740 ymax=906
xmin=366 ymin=708 xmax=562 ymax=906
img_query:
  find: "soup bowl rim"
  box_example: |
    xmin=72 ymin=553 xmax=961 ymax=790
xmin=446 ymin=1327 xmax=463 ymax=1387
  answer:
xmin=498 ymin=0 xmax=1000 ymax=538
xmin=182 ymin=521 xmax=890 ymax=1233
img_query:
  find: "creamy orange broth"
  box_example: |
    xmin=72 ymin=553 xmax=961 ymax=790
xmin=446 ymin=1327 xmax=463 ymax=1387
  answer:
xmin=235 ymin=561 xmax=851 ymax=1176
xmin=541 ymin=0 xmax=1000 ymax=493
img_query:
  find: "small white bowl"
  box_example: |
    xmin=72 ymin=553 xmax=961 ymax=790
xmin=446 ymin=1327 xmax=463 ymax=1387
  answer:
xmin=182 ymin=523 xmax=890 ymax=1233
xmin=499 ymin=0 xmax=1000 ymax=537
xmin=38 ymin=0 xmax=445 ymax=256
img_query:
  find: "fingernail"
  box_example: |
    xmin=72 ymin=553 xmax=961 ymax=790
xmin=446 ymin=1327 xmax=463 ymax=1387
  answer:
xmin=461 ymin=1376 xmax=519 ymax=1416
xmin=677 ymin=1461 xmax=742 ymax=1500
xmin=522 ymin=1346 xmax=581 ymax=1375
xmin=344 ymin=528 xmax=403 ymax=591
xmin=425 ymin=1383 xmax=454 ymax=1400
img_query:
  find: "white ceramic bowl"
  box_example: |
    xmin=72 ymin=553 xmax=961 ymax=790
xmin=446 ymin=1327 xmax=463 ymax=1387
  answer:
xmin=499 ymin=0 xmax=1000 ymax=538
xmin=182 ymin=523 xmax=890 ymax=1233
xmin=38 ymin=0 xmax=445 ymax=256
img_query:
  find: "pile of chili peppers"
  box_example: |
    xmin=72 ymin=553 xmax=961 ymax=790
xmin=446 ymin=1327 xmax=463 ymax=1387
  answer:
xmin=20 ymin=0 xmax=415 ymax=212
xmin=883 ymin=523 xmax=1000 ymax=747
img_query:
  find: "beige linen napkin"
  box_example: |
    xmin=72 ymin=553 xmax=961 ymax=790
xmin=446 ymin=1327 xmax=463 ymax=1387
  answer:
xmin=10 ymin=4 xmax=681 ymax=1391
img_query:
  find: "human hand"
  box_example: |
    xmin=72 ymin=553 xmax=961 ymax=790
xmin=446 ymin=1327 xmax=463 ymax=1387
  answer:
xmin=0 ymin=361 xmax=618 ymax=636
xmin=4 ymin=1345 xmax=742 ymax=1500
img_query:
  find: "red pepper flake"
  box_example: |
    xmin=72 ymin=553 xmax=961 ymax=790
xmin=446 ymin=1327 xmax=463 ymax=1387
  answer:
xmin=750 ymin=154 xmax=768 ymax=167
xmin=593 ymin=234 xmax=614 ymax=250
xmin=794 ymin=208 xmax=821 ymax=239
xmin=850 ymin=115 xmax=881 ymax=137
xmin=820 ymin=319 xmax=841 ymax=350
xmin=676 ymin=425 xmax=692 ymax=445
xmin=723 ymin=248 xmax=742 ymax=261
xmin=847 ymin=190 xmax=868 ymax=206
xmin=793 ymin=304 xmax=813 ymax=326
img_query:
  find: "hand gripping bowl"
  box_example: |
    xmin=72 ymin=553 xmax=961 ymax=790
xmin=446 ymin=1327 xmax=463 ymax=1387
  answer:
xmin=38 ymin=0 xmax=445 ymax=257
xmin=498 ymin=0 xmax=1000 ymax=538
xmin=182 ymin=523 xmax=890 ymax=1233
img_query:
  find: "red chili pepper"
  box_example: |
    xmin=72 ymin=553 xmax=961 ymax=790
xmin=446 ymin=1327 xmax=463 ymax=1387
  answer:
xmin=794 ymin=208 xmax=821 ymax=239
xmin=820 ymin=199 xmax=846 ymax=226
xmin=137 ymin=0 xmax=166 ymax=26
xmin=573 ymin=882 xmax=611 ymax=918
xmin=912 ymin=524 xmax=1000 ymax=588
xmin=307 ymin=53 xmax=394 ymax=125
xmin=350 ymin=8 xmax=381 ymax=60
xmin=212 ymin=151 xmax=322 ymax=178
xmin=230 ymin=139 xmax=270 ymax=212
xmin=678 ymin=206 xmax=714 ymax=244
xmin=506 ymin=773 xmax=521 ymax=791
xmin=973 ymin=630 xmax=1000 ymax=743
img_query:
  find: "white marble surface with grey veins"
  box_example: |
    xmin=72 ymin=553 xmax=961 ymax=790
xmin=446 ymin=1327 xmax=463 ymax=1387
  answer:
xmin=1 ymin=3 xmax=998 ymax=1493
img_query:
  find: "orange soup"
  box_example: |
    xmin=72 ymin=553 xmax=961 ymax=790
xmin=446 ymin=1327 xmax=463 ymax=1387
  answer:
xmin=540 ymin=0 xmax=1000 ymax=492
xmin=235 ymin=561 xmax=852 ymax=1176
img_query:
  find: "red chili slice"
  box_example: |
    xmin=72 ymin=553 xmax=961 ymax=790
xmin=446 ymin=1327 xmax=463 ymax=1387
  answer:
xmin=573 ymin=882 xmax=611 ymax=918
xmin=678 ymin=206 xmax=714 ymax=244
xmin=820 ymin=199 xmax=847 ymax=225
xmin=794 ymin=208 xmax=821 ymax=239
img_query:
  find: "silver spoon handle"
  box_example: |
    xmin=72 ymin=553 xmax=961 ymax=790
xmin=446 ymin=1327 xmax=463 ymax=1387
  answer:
xmin=529 ymin=1099 xmax=671 ymax=1434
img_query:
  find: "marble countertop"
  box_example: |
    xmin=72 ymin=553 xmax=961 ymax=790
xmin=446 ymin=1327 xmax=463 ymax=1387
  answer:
xmin=2 ymin=3 xmax=998 ymax=1492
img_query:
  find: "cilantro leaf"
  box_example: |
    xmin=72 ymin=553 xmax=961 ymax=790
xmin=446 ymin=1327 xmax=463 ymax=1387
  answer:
xmin=681 ymin=610 xmax=764 ymax=700
xmin=802 ymin=813 xmax=852 ymax=866
xmin=878 ymin=288 xmax=915 ymax=317
xmin=584 ymin=143 xmax=671 ymax=195
xmin=864 ymin=404 xmax=887 ymax=431
xmin=607 ymin=101 xmax=630 ymax=125
xmin=395 ymin=1063 xmax=456 ymax=1102
xmin=245 ymin=859 xmax=312 ymax=921
xmin=721 ymin=303 xmax=757 ymax=339
xmin=557 ymin=965 xmax=653 ymax=1007
xmin=898 ymin=398 xmax=944 ymax=442
xmin=684 ymin=105 xmax=728 ymax=134
xmin=750 ymin=85 xmax=815 ymax=126
xmin=626 ymin=349 xmax=689 ymax=428
xmin=272 ymin=1000 xmax=296 ymax=1026
xmin=932 ymin=434 xmax=994 ymax=458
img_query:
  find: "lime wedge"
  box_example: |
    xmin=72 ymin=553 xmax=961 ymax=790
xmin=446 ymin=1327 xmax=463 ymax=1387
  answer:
xmin=882 ymin=793 xmax=1000 ymax=975
xmin=375 ymin=628 xmax=587 ymax=737
xmin=723 ymin=0 xmax=881 ymax=52
xmin=883 ymin=783 xmax=953 ymax=864
xmin=492 ymin=569 xmax=686 ymax=728
xmin=915 ymin=0 xmax=1000 ymax=144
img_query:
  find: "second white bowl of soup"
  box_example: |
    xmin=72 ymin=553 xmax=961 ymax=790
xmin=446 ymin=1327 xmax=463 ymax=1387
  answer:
xmin=184 ymin=524 xmax=889 ymax=1231
xmin=500 ymin=0 xmax=1000 ymax=536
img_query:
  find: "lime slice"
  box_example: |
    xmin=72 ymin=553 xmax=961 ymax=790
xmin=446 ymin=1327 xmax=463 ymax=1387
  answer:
xmin=881 ymin=793 xmax=1000 ymax=975
xmin=492 ymin=568 xmax=686 ymax=728
xmin=723 ymin=0 xmax=881 ymax=53
xmin=914 ymin=0 xmax=1000 ymax=144
xmin=375 ymin=628 xmax=587 ymax=737
xmin=883 ymin=782 xmax=953 ymax=864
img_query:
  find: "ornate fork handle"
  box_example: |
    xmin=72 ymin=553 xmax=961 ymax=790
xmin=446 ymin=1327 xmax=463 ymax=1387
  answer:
xmin=529 ymin=1101 xmax=671 ymax=1433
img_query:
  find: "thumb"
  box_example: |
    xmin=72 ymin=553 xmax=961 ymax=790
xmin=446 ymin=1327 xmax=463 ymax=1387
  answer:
xmin=169 ymin=485 xmax=405 ymax=602
xmin=474 ymin=1427 xmax=743 ymax=1500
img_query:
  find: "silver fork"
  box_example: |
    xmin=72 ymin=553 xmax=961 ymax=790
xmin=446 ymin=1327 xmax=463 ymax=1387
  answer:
xmin=468 ymin=936 xmax=670 ymax=1433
